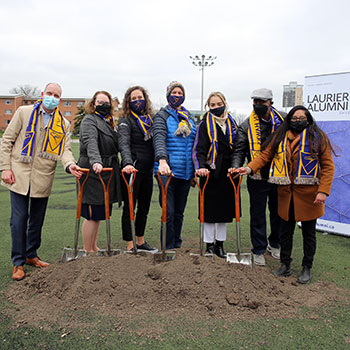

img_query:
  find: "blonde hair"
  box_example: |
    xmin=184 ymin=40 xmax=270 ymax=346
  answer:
xmin=205 ymin=91 xmax=228 ymax=110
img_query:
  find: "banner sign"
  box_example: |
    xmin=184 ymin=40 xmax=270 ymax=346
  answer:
xmin=304 ymin=72 xmax=350 ymax=236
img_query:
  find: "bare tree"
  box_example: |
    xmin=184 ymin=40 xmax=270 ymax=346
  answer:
xmin=9 ymin=84 xmax=41 ymax=98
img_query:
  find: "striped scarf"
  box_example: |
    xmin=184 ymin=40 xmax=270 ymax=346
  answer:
xmin=20 ymin=100 xmax=66 ymax=162
xmin=167 ymin=105 xmax=192 ymax=137
xmin=206 ymin=112 xmax=237 ymax=169
xmin=131 ymin=110 xmax=153 ymax=140
xmin=248 ymin=106 xmax=284 ymax=179
xmin=95 ymin=112 xmax=115 ymax=129
xmin=269 ymin=128 xmax=320 ymax=185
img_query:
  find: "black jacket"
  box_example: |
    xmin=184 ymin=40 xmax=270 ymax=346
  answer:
xmin=78 ymin=114 xmax=121 ymax=205
xmin=231 ymin=111 xmax=286 ymax=180
xmin=117 ymin=116 xmax=154 ymax=175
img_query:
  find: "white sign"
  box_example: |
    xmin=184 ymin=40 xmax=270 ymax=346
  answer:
xmin=304 ymin=72 xmax=350 ymax=121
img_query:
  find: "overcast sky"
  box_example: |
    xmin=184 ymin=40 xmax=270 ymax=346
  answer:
xmin=1 ymin=0 xmax=349 ymax=115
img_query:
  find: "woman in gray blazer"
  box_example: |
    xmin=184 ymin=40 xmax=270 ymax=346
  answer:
xmin=78 ymin=91 xmax=121 ymax=252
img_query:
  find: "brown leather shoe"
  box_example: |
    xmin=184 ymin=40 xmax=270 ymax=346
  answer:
xmin=25 ymin=257 xmax=50 ymax=268
xmin=12 ymin=266 xmax=25 ymax=280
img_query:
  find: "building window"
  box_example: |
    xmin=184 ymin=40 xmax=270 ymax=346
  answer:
xmin=64 ymin=101 xmax=72 ymax=107
xmin=5 ymin=100 xmax=12 ymax=105
xmin=5 ymin=120 xmax=11 ymax=125
xmin=5 ymin=109 xmax=12 ymax=115
xmin=77 ymin=101 xmax=84 ymax=107
xmin=64 ymin=111 xmax=72 ymax=117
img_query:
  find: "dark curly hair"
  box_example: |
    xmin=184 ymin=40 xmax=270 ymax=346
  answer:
xmin=263 ymin=105 xmax=336 ymax=157
xmin=120 ymin=86 xmax=153 ymax=118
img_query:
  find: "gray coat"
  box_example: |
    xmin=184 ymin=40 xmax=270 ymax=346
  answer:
xmin=77 ymin=114 xmax=121 ymax=206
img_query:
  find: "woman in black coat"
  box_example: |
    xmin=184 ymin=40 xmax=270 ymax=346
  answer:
xmin=78 ymin=91 xmax=121 ymax=252
xmin=118 ymin=86 xmax=157 ymax=252
xmin=192 ymin=92 xmax=238 ymax=258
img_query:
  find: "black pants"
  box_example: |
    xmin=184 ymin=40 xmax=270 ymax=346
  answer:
xmin=247 ymin=177 xmax=280 ymax=255
xmin=280 ymin=198 xmax=317 ymax=268
xmin=121 ymin=172 xmax=153 ymax=241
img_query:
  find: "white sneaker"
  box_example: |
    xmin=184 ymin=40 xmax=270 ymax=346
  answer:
xmin=253 ymin=254 xmax=265 ymax=266
xmin=267 ymin=244 xmax=280 ymax=260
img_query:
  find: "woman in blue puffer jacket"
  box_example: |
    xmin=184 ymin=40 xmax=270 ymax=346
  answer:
xmin=153 ymin=81 xmax=197 ymax=249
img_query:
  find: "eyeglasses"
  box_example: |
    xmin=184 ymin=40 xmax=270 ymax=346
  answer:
xmin=291 ymin=117 xmax=307 ymax=122
xmin=96 ymin=100 xmax=109 ymax=105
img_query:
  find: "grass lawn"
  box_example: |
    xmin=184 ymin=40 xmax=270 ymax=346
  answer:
xmin=0 ymin=143 xmax=349 ymax=349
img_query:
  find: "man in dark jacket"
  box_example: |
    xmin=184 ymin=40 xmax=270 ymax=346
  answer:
xmin=231 ymin=88 xmax=285 ymax=266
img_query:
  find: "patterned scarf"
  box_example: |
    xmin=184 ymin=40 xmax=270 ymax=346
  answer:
xmin=206 ymin=112 xmax=237 ymax=169
xmin=131 ymin=110 xmax=153 ymax=140
xmin=20 ymin=100 xmax=66 ymax=162
xmin=269 ymin=128 xmax=320 ymax=185
xmin=248 ymin=106 xmax=284 ymax=179
xmin=167 ymin=105 xmax=192 ymax=137
xmin=94 ymin=112 xmax=115 ymax=129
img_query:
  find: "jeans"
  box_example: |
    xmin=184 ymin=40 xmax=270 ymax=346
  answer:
xmin=10 ymin=191 xmax=48 ymax=266
xmin=247 ymin=177 xmax=281 ymax=255
xmin=157 ymin=176 xmax=192 ymax=249
xmin=121 ymin=172 xmax=153 ymax=241
xmin=280 ymin=198 xmax=317 ymax=268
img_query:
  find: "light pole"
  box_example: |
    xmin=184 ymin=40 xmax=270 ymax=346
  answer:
xmin=190 ymin=55 xmax=217 ymax=119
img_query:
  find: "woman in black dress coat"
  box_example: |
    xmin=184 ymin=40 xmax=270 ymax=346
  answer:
xmin=192 ymin=92 xmax=238 ymax=258
xmin=78 ymin=91 xmax=121 ymax=252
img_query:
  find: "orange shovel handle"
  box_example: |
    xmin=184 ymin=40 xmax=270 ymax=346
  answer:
xmin=121 ymin=170 xmax=137 ymax=221
xmin=157 ymin=171 xmax=173 ymax=223
xmin=194 ymin=173 xmax=210 ymax=224
xmin=228 ymin=173 xmax=242 ymax=223
xmin=76 ymin=168 xmax=90 ymax=219
xmin=98 ymin=168 xmax=113 ymax=220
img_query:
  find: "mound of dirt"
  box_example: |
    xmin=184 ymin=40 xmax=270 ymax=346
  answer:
xmin=5 ymin=249 xmax=343 ymax=332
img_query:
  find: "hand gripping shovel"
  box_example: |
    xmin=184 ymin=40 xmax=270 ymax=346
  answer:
xmin=97 ymin=168 xmax=121 ymax=257
xmin=61 ymin=168 xmax=90 ymax=263
xmin=153 ymin=171 xmax=176 ymax=263
xmin=226 ymin=174 xmax=252 ymax=267
xmin=190 ymin=173 xmax=214 ymax=258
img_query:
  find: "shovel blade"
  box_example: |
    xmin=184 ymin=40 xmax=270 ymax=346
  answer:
xmin=226 ymin=252 xmax=252 ymax=267
xmin=60 ymin=248 xmax=87 ymax=263
xmin=152 ymin=250 xmax=176 ymax=263
xmin=97 ymin=249 xmax=121 ymax=257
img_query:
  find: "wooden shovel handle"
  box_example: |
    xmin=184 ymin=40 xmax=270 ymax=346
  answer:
xmin=98 ymin=168 xmax=113 ymax=220
xmin=228 ymin=173 xmax=242 ymax=223
xmin=76 ymin=168 xmax=90 ymax=219
xmin=121 ymin=170 xmax=137 ymax=221
xmin=194 ymin=173 xmax=210 ymax=224
xmin=157 ymin=171 xmax=173 ymax=223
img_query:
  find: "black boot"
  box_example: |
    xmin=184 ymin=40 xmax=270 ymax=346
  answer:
xmin=206 ymin=243 xmax=215 ymax=254
xmin=297 ymin=266 xmax=311 ymax=284
xmin=214 ymin=240 xmax=226 ymax=259
xmin=272 ymin=263 xmax=291 ymax=277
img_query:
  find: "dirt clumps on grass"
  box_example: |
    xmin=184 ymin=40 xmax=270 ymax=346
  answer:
xmin=5 ymin=249 xmax=343 ymax=332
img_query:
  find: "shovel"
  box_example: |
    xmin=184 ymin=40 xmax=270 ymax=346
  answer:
xmin=97 ymin=168 xmax=121 ymax=257
xmin=61 ymin=168 xmax=90 ymax=263
xmin=226 ymin=174 xmax=252 ymax=267
xmin=153 ymin=171 xmax=176 ymax=263
xmin=190 ymin=173 xmax=214 ymax=258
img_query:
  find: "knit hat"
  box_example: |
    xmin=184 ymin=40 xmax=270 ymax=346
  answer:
xmin=166 ymin=81 xmax=185 ymax=98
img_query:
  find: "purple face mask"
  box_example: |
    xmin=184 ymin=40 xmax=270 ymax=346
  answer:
xmin=167 ymin=95 xmax=185 ymax=108
xmin=130 ymin=99 xmax=146 ymax=113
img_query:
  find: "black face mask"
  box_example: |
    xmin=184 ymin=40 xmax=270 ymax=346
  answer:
xmin=253 ymin=104 xmax=269 ymax=117
xmin=210 ymin=106 xmax=225 ymax=117
xmin=289 ymin=120 xmax=308 ymax=133
xmin=96 ymin=103 xmax=111 ymax=116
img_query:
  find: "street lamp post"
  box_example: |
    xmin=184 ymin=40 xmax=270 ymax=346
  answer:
xmin=190 ymin=55 xmax=217 ymax=119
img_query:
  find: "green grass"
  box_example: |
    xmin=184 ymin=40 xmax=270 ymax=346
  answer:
xmin=0 ymin=143 xmax=349 ymax=349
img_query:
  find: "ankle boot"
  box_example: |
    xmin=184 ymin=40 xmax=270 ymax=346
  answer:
xmin=272 ymin=263 xmax=291 ymax=277
xmin=297 ymin=266 xmax=311 ymax=284
xmin=214 ymin=240 xmax=226 ymax=259
xmin=206 ymin=243 xmax=215 ymax=254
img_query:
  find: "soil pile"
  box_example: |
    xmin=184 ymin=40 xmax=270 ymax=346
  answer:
xmin=6 ymin=249 xmax=343 ymax=331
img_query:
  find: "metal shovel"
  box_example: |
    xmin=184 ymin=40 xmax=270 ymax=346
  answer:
xmin=153 ymin=171 xmax=176 ymax=263
xmin=61 ymin=168 xmax=90 ymax=263
xmin=190 ymin=173 xmax=214 ymax=258
xmin=226 ymin=174 xmax=252 ymax=267
xmin=97 ymin=168 xmax=121 ymax=257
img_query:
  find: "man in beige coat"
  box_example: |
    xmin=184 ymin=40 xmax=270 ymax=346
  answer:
xmin=0 ymin=83 xmax=82 ymax=280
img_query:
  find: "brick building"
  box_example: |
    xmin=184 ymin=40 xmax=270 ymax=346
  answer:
xmin=0 ymin=95 xmax=121 ymax=131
